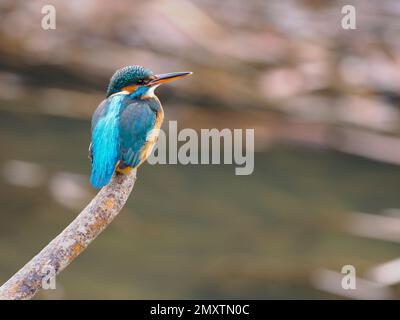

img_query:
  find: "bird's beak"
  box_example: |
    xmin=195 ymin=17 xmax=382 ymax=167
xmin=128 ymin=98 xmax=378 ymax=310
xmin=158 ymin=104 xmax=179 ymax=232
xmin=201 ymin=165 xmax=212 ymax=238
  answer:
xmin=149 ymin=71 xmax=193 ymax=86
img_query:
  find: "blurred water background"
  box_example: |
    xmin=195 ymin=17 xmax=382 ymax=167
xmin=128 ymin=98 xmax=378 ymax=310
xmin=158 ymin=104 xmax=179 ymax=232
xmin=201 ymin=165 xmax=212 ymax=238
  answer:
xmin=1 ymin=0 xmax=400 ymax=299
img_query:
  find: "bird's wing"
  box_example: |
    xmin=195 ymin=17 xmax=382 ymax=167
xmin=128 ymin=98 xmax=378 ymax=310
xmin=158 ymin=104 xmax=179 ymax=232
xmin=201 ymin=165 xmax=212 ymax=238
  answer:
xmin=90 ymin=94 xmax=126 ymax=188
xmin=89 ymin=99 xmax=109 ymax=163
xmin=92 ymin=98 xmax=112 ymax=130
xmin=118 ymin=100 xmax=157 ymax=168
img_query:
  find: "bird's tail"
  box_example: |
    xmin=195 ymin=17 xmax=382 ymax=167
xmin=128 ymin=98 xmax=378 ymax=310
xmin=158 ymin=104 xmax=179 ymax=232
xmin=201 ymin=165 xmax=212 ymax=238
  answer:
xmin=90 ymin=115 xmax=120 ymax=189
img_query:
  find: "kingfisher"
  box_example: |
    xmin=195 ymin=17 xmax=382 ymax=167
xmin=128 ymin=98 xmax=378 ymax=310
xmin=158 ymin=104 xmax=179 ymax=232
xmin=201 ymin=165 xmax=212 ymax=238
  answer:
xmin=89 ymin=65 xmax=192 ymax=188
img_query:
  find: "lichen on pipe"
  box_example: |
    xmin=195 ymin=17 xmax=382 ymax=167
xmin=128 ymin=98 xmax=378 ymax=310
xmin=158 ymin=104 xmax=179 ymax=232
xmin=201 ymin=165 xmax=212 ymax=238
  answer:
xmin=0 ymin=169 xmax=137 ymax=300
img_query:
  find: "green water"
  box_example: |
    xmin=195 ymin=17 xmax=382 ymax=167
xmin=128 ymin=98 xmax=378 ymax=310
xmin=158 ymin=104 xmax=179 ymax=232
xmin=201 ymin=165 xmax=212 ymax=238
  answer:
xmin=1 ymin=110 xmax=400 ymax=299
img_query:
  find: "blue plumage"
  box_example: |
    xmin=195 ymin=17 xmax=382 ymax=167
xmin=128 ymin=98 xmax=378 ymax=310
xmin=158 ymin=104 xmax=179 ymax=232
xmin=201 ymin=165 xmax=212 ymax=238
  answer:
xmin=119 ymin=98 xmax=157 ymax=168
xmin=90 ymin=92 xmax=160 ymax=189
xmin=89 ymin=65 xmax=191 ymax=189
xmin=90 ymin=94 xmax=125 ymax=188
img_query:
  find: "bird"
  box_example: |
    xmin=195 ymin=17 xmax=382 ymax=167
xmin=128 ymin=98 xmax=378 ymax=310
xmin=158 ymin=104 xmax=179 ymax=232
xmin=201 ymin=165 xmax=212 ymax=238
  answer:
xmin=89 ymin=65 xmax=192 ymax=188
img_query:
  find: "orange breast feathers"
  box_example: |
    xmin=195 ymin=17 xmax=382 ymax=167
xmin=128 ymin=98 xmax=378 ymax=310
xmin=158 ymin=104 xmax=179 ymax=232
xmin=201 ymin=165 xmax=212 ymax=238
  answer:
xmin=139 ymin=108 xmax=164 ymax=165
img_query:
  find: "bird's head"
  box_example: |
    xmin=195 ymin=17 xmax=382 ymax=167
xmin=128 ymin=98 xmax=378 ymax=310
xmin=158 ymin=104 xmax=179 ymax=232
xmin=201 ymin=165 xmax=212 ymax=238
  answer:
xmin=106 ymin=65 xmax=192 ymax=98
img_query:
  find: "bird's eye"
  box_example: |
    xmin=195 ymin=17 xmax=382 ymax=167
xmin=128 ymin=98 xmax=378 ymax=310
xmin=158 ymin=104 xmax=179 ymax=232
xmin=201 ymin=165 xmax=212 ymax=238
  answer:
xmin=137 ymin=79 xmax=145 ymax=85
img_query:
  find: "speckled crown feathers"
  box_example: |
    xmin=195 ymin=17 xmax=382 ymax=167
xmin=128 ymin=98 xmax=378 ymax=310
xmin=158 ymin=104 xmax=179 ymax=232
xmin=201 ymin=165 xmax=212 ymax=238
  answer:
xmin=106 ymin=65 xmax=153 ymax=97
